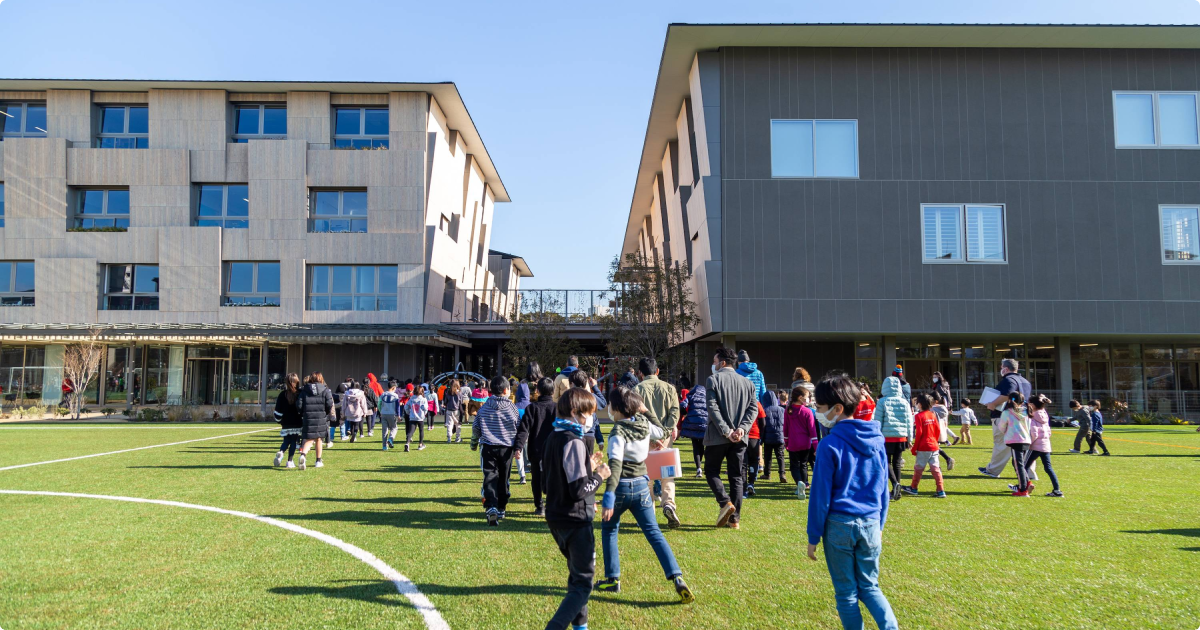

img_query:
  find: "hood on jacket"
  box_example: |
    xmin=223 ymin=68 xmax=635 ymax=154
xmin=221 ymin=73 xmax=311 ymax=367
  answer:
xmin=880 ymin=376 xmax=903 ymax=398
xmin=830 ymin=418 xmax=885 ymax=456
xmin=560 ymin=366 xmax=579 ymax=376
xmin=736 ymin=362 xmax=760 ymax=376
xmin=761 ymin=390 xmax=780 ymax=408
xmin=306 ymin=383 xmax=326 ymax=395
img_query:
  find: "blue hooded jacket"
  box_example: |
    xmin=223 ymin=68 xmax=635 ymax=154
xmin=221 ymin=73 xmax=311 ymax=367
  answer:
xmin=806 ymin=418 xmax=890 ymax=546
xmin=871 ymin=376 xmax=913 ymax=440
xmin=736 ymin=362 xmax=767 ymax=400
xmin=759 ymin=390 xmax=786 ymax=444
xmin=678 ymin=385 xmax=708 ymax=440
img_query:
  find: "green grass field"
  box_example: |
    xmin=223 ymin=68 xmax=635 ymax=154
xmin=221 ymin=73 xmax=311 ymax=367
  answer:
xmin=1 ymin=423 xmax=1198 ymax=629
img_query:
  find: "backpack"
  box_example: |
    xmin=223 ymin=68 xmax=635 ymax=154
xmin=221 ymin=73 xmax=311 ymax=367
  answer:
xmin=345 ymin=390 xmax=367 ymax=418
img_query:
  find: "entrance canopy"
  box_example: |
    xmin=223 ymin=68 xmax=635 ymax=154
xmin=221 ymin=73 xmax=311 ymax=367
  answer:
xmin=0 ymin=323 xmax=471 ymax=348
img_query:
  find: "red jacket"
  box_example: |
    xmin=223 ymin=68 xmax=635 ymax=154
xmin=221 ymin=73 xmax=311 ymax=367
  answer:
xmin=911 ymin=410 xmax=940 ymax=454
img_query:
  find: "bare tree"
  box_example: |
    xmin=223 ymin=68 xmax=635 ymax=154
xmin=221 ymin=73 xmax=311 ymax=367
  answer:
xmin=600 ymin=253 xmax=700 ymax=383
xmin=62 ymin=330 xmax=105 ymax=420
xmin=503 ymin=292 xmax=582 ymax=378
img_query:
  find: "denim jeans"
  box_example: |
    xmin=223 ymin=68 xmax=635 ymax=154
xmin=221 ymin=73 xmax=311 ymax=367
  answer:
xmin=600 ymin=477 xmax=681 ymax=580
xmin=823 ymin=513 xmax=899 ymax=630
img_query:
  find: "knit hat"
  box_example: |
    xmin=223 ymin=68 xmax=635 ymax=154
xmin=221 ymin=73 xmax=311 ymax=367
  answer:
xmin=892 ymin=364 xmax=904 ymax=375
xmin=737 ymin=350 xmax=750 ymax=363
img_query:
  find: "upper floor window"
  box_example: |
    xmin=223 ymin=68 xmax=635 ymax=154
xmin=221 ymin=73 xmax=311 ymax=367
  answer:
xmin=197 ymin=184 xmax=249 ymax=228
xmin=0 ymin=261 xmax=35 ymax=306
xmin=770 ymin=119 xmax=858 ymax=178
xmin=1114 ymin=92 xmax=1199 ymax=148
xmin=0 ymin=183 xmax=5 ymax=228
xmin=333 ymin=107 xmax=388 ymax=149
xmin=233 ymin=104 xmax=287 ymax=142
xmin=223 ymin=262 xmax=281 ymax=306
xmin=310 ymin=190 xmax=367 ymax=233
xmin=97 ymin=106 xmax=149 ymax=149
xmin=0 ymin=102 xmax=47 ymax=140
xmin=920 ymin=204 xmax=1007 ymax=264
xmin=1160 ymin=205 xmax=1200 ymax=264
xmin=307 ymin=265 xmax=397 ymax=311
xmin=103 ymin=264 xmax=158 ymax=310
xmin=74 ymin=189 xmax=130 ymax=231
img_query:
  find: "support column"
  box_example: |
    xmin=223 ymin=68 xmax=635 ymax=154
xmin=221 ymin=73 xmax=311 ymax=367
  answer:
xmin=258 ymin=340 xmax=269 ymax=419
xmin=720 ymin=334 xmax=737 ymax=353
xmin=382 ymin=342 xmax=390 ymax=378
xmin=125 ymin=340 xmax=136 ymax=413
xmin=495 ymin=344 xmax=503 ymax=377
xmin=1056 ymin=336 xmax=1072 ymax=415
xmin=453 ymin=345 xmax=461 ymax=372
xmin=883 ymin=336 xmax=897 ymax=378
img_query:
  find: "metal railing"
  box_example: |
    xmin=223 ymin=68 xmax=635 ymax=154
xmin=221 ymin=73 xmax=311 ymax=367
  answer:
xmin=441 ymin=289 xmax=621 ymax=325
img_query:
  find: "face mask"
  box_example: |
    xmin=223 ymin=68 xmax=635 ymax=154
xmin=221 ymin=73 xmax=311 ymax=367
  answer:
xmin=711 ymin=363 xmax=718 ymax=375
xmin=817 ymin=406 xmax=840 ymax=429
xmin=932 ymin=377 xmax=939 ymax=383
xmin=581 ymin=413 xmax=595 ymax=432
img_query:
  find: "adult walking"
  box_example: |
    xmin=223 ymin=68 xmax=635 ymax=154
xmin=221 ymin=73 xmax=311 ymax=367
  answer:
xmin=704 ymin=347 xmax=758 ymax=529
xmin=931 ymin=370 xmax=952 ymax=409
xmin=296 ymin=372 xmax=334 ymax=470
xmin=979 ymin=358 xmax=1031 ymax=478
xmin=790 ymin=367 xmax=813 ymax=393
xmin=272 ymin=372 xmax=303 ymax=468
xmin=678 ymin=383 xmax=708 ymax=478
xmin=552 ymin=355 xmax=582 ymax=398
xmin=634 ymin=357 xmax=681 ymax=529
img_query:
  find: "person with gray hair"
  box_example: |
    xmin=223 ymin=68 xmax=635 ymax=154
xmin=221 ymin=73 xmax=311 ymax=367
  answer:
xmin=978 ymin=358 xmax=1032 ymax=478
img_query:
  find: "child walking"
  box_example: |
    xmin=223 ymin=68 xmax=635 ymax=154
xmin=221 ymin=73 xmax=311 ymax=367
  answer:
xmin=341 ymin=381 xmax=367 ymax=443
xmin=1024 ymin=394 xmax=1063 ymax=497
xmin=443 ymin=380 xmax=463 ymax=443
xmin=1085 ymin=400 xmax=1111 ymax=456
xmin=930 ymin=392 xmax=955 ymax=470
xmin=759 ymin=390 xmax=787 ymax=484
xmin=404 ymin=386 xmax=429 ymax=452
xmin=1068 ymin=400 xmax=1091 ymax=453
xmin=783 ymin=387 xmax=818 ymax=499
xmin=273 ymin=372 xmax=303 ymax=468
xmin=474 ymin=377 xmax=520 ymax=526
xmin=870 ymin=376 xmax=913 ymax=501
xmin=997 ymin=392 xmax=1034 ymax=496
xmin=807 ymin=374 xmax=899 ymax=630
xmin=378 ymin=381 xmax=400 ymax=451
xmin=950 ymin=398 xmax=977 ymax=445
xmin=296 ymin=372 xmax=334 ymax=471
xmin=901 ymin=394 xmax=946 ymax=498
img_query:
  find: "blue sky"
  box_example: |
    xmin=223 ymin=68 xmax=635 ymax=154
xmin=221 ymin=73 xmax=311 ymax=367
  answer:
xmin=2 ymin=0 xmax=1198 ymax=288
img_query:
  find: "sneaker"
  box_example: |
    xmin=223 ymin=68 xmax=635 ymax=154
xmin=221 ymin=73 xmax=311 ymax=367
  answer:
xmin=1068 ymin=449 xmax=1081 ymax=454
xmin=324 ymin=441 xmax=332 ymax=449
xmin=273 ymin=451 xmax=284 ymax=467
xmin=387 ymin=438 xmax=394 ymax=449
xmin=314 ymin=460 xmax=324 ymax=468
xmin=1083 ymin=450 xmax=1096 ymax=455
xmin=746 ymin=485 xmax=756 ymax=497
xmin=779 ymin=476 xmax=789 ymax=485
xmin=673 ymin=576 xmax=694 ymax=604
xmin=286 ymin=461 xmax=296 ymax=469
xmin=1026 ymin=483 xmax=1035 ymax=494
xmin=946 ymin=458 xmax=955 ymax=471
xmin=951 ymin=436 xmax=960 ymax=446
xmin=796 ymin=482 xmax=807 ymax=500
xmin=900 ymin=486 xmax=918 ymax=496
xmin=404 ymin=444 xmax=410 ymax=452
xmin=716 ymin=503 xmax=737 ymax=528
xmin=1046 ymin=490 xmax=1064 ymax=497
xmin=298 ymin=454 xmax=306 ymax=470
xmin=341 ymin=435 xmax=350 ymax=441
xmin=519 ymin=478 xmax=527 ymax=485
xmin=891 ymin=485 xmax=902 ymax=501
xmin=486 ymin=508 xmax=499 ymax=526
xmin=350 ymin=434 xmax=357 ymax=443
xmin=1008 ymin=484 xmax=1020 ymax=492
xmin=497 ymin=510 xmax=506 ymax=521
xmin=1100 ymin=452 xmax=1111 ymax=456
xmin=978 ymin=467 xmax=999 ymax=478
xmin=693 ymin=468 xmax=703 ymax=478
xmin=1012 ymin=490 xmax=1030 ymax=497
xmin=594 ymin=577 xmax=620 ymax=593
xmin=935 ymin=490 xmax=947 ymax=499
xmin=367 ymin=431 xmax=374 ymax=437
xmin=761 ymin=473 xmax=771 ymax=481
xmin=533 ymin=506 xmax=546 ymax=517
xmin=418 ymin=444 xmax=426 ymax=451
xmin=663 ymin=505 xmax=681 ymax=529
xmin=728 ymin=520 xmax=740 ymax=529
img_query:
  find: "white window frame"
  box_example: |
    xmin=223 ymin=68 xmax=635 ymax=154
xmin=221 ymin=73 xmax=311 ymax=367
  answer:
xmin=769 ymin=119 xmax=859 ymax=179
xmin=1158 ymin=204 xmax=1200 ymax=265
xmin=232 ymin=104 xmax=287 ymax=142
xmin=919 ymin=203 xmax=1008 ymax=265
xmin=1113 ymin=91 xmax=1200 ymax=149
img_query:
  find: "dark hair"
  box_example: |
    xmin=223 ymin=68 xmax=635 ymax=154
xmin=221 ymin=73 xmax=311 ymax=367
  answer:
xmin=915 ymin=393 xmax=932 ymax=411
xmin=607 ymin=384 xmax=645 ymax=419
xmin=284 ymin=373 xmax=301 ymax=403
xmin=931 ymin=391 xmax=943 ymax=404
xmin=1087 ymin=399 xmax=1101 ymax=409
xmin=959 ymin=397 xmax=972 ymax=407
xmin=490 ymin=375 xmax=510 ymax=394
xmin=567 ymin=355 xmax=579 ymax=368
xmin=535 ymin=376 xmax=555 ymax=398
xmin=637 ymin=357 xmax=658 ymax=377
xmin=1069 ymin=399 xmax=1081 ymax=409
xmin=814 ymin=374 xmax=860 ymax=417
xmin=789 ymin=386 xmax=807 ymax=405
xmin=678 ymin=374 xmax=693 ymax=390
xmin=1008 ymin=391 xmax=1026 ymax=407
xmin=714 ymin=347 xmax=737 ymax=365
xmin=352 ymin=380 xmax=362 ymax=390
xmin=306 ymin=371 xmax=325 ymax=385
xmin=525 ymin=361 xmax=543 ymax=382
xmin=568 ymin=369 xmax=589 ymax=389
xmin=557 ymin=387 xmax=597 ymax=419
xmin=1028 ymin=393 xmax=1051 ymax=410
xmin=413 ymin=385 xmax=424 ymax=396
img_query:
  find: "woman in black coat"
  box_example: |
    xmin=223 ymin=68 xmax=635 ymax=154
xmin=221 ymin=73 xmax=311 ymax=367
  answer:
xmin=295 ymin=372 xmax=334 ymax=470
xmin=273 ymin=372 xmax=303 ymax=468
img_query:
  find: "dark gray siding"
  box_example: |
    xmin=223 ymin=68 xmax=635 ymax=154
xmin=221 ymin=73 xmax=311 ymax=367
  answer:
xmin=720 ymin=46 xmax=1200 ymax=335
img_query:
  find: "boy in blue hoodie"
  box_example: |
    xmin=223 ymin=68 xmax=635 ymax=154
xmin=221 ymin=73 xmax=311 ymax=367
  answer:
xmin=807 ymin=374 xmax=898 ymax=630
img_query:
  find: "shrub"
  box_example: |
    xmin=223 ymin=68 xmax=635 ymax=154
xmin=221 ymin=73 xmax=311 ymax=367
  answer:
xmin=137 ymin=408 xmax=165 ymax=422
xmin=165 ymin=407 xmax=197 ymax=423
xmin=24 ymin=405 xmax=48 ymax=420
xmin=1168 ymin=416 xmax=1191 ymax=426
xmin=1131 ymin=411 xmax=1156 ymax=425
xmin=101 ymin=408 xmax=117 ymax=419
xmin=55 ymin=407 xmax=71 ymax=417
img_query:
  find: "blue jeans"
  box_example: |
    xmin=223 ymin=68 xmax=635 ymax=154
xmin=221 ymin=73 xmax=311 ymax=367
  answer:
xmin=600 ymin=477 xmax=681 ymax=580
xmin=823 ymin=513 xmax=899 ymax=630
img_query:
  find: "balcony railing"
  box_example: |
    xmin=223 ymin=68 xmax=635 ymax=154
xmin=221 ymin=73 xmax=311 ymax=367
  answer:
xmin=441 ymin=289 xmax=620 ymax=325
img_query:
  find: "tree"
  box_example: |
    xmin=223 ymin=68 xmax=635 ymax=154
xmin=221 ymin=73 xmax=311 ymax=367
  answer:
xmin=63 ymin=330 xmax=105 ymax=420
xmin=600 ymin=253 xmax=701 ymax=384
xmin=503 ymin=291 xmax=582 ymax=378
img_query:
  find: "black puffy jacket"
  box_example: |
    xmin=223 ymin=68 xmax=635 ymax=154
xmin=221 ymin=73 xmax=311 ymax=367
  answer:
xmin=297 ymin=382 xmax=334 ymax=440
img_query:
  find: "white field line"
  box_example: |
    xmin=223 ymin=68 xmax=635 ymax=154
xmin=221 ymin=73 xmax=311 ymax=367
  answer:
xmin=0 ymin=489 xmax=449 ymax=630
xmin=0 ymin=429 xmax=271 ymax=472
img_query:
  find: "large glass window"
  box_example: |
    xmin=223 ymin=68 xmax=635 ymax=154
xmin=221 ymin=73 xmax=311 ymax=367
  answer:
xmin=333 ymin=107 xmax=389 ymax=149
xmin=74 ymin=189 xmax=130 ymax=230
xmin=307 ymin=265 xmax=397 ymax=311
xmin=233 ymin=104 xmax=287 ymax=142
xmin=1114 ymin=91 xmax=1200 ymax=148
xmin=231 ymin=347 xmax=262 ymax=404
xmin=0 ymin=102 xmax=47 ymax=139
xmin=197 ymin=184 xmax=249 ymax=228
xmin=103 ymin=264 xmax=159 ymax=311
xmin=265 ymin=346 xmax=287 ymax=400
xmin=97 ymin=106 xmax=149 ymax=148
xmin=0 ymin=261 xmax=35 ymax=306
xmin=310 ymin=190 xmax=367 ymax=233
xmin=222 ymin=262 xmax=280 ymax=306
xmin=770 ymin=119 xmax=858 ymax=178
xmin=1160 ymin=205 xmax=1200 ymax=263
xmin=143 ymin=346 xmax=176 ymax=405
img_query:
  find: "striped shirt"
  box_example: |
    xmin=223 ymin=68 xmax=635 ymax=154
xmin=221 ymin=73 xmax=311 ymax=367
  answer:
xmin=475 ymin=396 xmax=520 ymax=447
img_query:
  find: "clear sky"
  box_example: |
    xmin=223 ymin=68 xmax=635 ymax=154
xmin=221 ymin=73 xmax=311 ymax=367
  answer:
xmin=2 ymin=0 xmax=1197 ymax=288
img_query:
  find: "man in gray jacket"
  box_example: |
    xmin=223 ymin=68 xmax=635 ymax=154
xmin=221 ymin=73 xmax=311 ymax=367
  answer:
xmin=704 ymin=346 xmax=758 ymax=529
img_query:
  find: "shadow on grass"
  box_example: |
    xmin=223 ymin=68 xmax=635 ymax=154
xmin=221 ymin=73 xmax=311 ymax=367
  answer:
xmin=269 ymin=580 xmax=413 ymax=608
xmin=1122 ymin=528 xmax=1200 ymax=552
xmin=271 ymin=579 xmax=680 ymax=609
xmin=129 ymin=464 xmax=275 ymax=470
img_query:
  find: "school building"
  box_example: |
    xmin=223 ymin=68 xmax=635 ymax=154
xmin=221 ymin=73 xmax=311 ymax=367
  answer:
xmin=620 ymin=24 xmax=1200 ymax=417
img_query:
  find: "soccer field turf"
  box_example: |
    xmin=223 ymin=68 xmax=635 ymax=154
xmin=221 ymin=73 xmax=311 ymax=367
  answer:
xmin=1 ymin=423 xmax=1197 ymax=629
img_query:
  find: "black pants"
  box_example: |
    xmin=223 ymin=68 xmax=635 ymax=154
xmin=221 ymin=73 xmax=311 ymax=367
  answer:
xmin=885 ymin=442 xmax=905 ymax=492
xmin=1009 ymin=443 xmax=1030 ymax=491
xmin=529 ymin=451 xmax=546 ymax=509
xmin=939 ymin=449 xmax=952 ymax=464
xmin=480 ymin=444 xmax=515 ymax=511
xmin=744 ymin=438 xmax=762 ymax=486
xmin=704 ymin=441 xmax=747 ymax=523
xmin=365 ymin=414 xmax=375 ymax=433
xmin=690 ymin=437 xmax=705 ymax=470
xmin=278 ymin=434 xmax=299 ymax=459
xmin=788 ymin=448 xmax=811 ymax=486
xmin=762 ymin=442 xmax=785 ymax=480
xmin=1088 ymin=432 xmax=1109 ymax=454
xmin=405 ymin=418 xmax=425 ymax=445
xmin=1026 ymin=450 xmax=1061 ymax=491
xmin=546 ymin=524 xmax=594 ymax=630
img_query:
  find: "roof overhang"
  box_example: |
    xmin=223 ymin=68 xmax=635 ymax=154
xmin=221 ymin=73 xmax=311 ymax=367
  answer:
xmin=488 ymin=249 xmax=534 ymax=277
xmin=0 ymin=323 xmax=472 ymax=347
xmin=623 ymin=22 xmax=1200 ymax=257
xmin=0 ymin=78 xmax=509 ymax=203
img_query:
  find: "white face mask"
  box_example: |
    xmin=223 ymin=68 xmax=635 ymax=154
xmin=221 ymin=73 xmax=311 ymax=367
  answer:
xmin=932 ymin=377 xmax=939 ymax=383
xmin=711 ymin=363 xmax=718 ymax=375
xmin=816 ymin=405 xmax=841 ymax=429
xmin=581 ymin=413 xmax=595 ymax=432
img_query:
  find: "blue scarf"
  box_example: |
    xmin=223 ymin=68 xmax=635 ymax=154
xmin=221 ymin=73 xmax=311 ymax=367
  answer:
xmin=552 ymin=417 xmax=586 ymax=437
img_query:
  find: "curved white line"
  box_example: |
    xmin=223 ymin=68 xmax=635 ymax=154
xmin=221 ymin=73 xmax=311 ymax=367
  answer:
xmin=0 ymin=429 xmax=272 ymax=472
xmin=0 ymin=489 xmax=450 ymax=630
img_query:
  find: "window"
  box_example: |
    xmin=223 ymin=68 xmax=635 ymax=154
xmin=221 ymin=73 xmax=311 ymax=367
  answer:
xmin=0 ymin=183 xmax=5 ymax=228
xmin=310 ymin=190 xmax=367 ymax=233
xmin=1113 ymin=92 xmax=1200 ymax=148
xmin=233 ymin=104 xmax=287 ymax=142
xmin=197 ymin=184 xmax=249 ymax=228
xmin=0 ymin=261 xmax=35 ymax=306
xmin=74 ymin=189 xmax=130 ymax=230
xmin=97 ymin=106 xmax=149 ymax=148
xmin=0 ymin=102 xmax=47 ymax=139
xmin=442 ymin=277 xmax=456 ymax=312
xmin=103 ymin=264 xmax=159 ymax=310
xmin=307 ymin=265 xmax=397 ymax=311
xmin=333 ymin=107 xmax=388 ymax=149
xmin=770 ymin=119 xmax=858 ymax=178
xmin=920 ymin=204 xmax=1006 ymax=264
xmin=1160 ymin=205 xmax=1200 ymax=264
xmin=223 ymin=262 xmax=280 ymax=306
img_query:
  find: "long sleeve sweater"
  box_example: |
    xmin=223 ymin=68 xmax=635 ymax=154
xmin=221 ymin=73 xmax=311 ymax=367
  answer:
xmin=602 ymin=415 xmax=664 ymax=507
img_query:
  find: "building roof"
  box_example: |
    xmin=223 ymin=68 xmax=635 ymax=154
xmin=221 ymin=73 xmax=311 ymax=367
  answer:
xmin=622 ymin=22 xmax=1200 ymax=256
xmin=488 ymin=249 xmax=534 ymax=277
xmin=0 ymin=78 xmax=509 ymax=203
